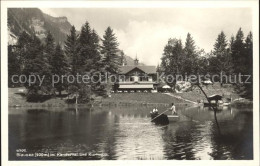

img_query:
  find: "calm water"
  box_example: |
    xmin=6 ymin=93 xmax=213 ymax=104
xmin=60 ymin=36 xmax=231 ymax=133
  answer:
xmin=9 ymin=105 xmax=253 ymax=160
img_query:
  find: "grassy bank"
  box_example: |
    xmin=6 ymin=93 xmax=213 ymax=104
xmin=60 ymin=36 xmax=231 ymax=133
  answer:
xmin=8 ymin=84 xmax=252 ymax=108
xmin=172 ymin=83 xmax=253 ymax=107
xmin=174 ymin=83 xmax=243 ymax=102
xmin=8 ymin=87 xmax=190 ymax=108
xmin=9 ymin=87 xmax=69 ymax=107
xmin=97 ymin=93 xmax=190 ymax=107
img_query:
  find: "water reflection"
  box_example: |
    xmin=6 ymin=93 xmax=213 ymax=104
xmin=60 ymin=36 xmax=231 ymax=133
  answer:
xmin=9 ymin=105 xmax=253 ymax=160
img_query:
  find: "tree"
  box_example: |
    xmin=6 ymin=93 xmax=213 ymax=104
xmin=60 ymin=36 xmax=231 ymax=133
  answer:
xmin=101 ymin=26 xmax=120 ymax=74
xmin=118 ymin=50 xmax=127 ymax=66
xmin=156 ymin=63 xmax=160 ymax=73
xmin=8 ymin=31 xmax=33 ymax=87
xmin=43 ymin=32 xmax=57 ymax=94
xmin=210 ymin=31 xmax=233 ymax=84
xmin=244 ymin=31 xmax=253 ymax=75
xmin=171 ymin=39 xmax=184 ymax=75
xmin=8 ymin=45 xmax=21 ymax=87
xmin=230 ymin=28 xmax=253 ymax=98
xmin=227 ymin=35 xmax=235 ymax=74
xmin=160 ymin=38 xmax=184 ymax=88
xmin=16 ymin=31 xmax=33 ymax=72
xmin=183 ymin=33 xmax=198 ymax=75
xmin=78 ymin=22 xmax=102 ymax=73
xmin=244 ymin=31 xmax=253 ymax=97
xmin=64 ymin=26 xmax=79 ymax=75
xmin=44 ymin=31 xmax=55 ymax=61
xmin=231 ymin=28 xmax=245 ymax=74
xmin=213 ymin=31 xmax=227 ymax=54
xmin=51 ymin=44 xmax=69 ymax=96
xmin=90 ymin=29 xmax=103 ymax=71
xmin=66 ymin=22 xmax=103 ymax=102
xmin=196 ymin=55 xmax=210 ymax=76
xmin=23 ymin=35 xmax=52 ymax=99
xmin=78 ymin=21 xmax=93 ymax=72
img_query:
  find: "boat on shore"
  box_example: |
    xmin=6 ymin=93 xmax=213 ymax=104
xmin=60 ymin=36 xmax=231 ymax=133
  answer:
xmin=203 ymin=102 xmax=218 ymax=107
xmin=167 ymin=114 xmax=180 ymax=121
xmin=203 ymin=102 xmax=231 ymax=107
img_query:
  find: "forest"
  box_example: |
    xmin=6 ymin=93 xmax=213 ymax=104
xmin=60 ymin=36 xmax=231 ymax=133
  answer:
xmin=159 ymin=29 xmax=253 ymax=98
xmin=8 ymin=19 xmax=253 ymax=103
xmin=8 ymin=22 xmax=122 ymax=103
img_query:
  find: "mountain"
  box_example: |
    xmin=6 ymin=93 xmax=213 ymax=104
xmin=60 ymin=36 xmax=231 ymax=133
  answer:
xmin=116 ymin=50 xmax=145 ymax=66
xmin=8 ymin=8 xmax=73 ymax=45
xmin=8 ymin=8 xmax=147 ymax=66
xmin=124 ymin=55 xmax=145 ymax=66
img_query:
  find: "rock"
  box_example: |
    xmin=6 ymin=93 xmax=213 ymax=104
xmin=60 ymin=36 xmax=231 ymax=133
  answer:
xmin=176 ymin=81 xmax=192 ymax=92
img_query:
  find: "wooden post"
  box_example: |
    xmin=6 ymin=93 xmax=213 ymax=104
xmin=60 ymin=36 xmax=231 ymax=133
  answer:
xmin=196 ymin=84 xmax=221 ymax=135
xmin=75 ymin=94 xmax=78 ymax=105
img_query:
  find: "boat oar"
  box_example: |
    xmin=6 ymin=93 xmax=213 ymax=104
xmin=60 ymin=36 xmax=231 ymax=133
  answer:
xmin=151 ymin=109 xmax=170 ymax=122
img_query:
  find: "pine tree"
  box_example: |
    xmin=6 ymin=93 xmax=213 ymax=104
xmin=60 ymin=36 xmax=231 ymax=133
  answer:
xmin=196 ymin=54 xmax=210 ymax=75
xmin=16 ymin=31 xmax=33 ymax=72
xmin=8 ymin=45 xmax=21 ymax=87
xmin=8 ymin=31 xmax=33 ymax=87
xmin=51 ymin=44 xmax=69 ymax=96
xmin=229 ymin=29 xmax=253 ymax=98
xmin=231 ymin=28 xmax=245 ymax=74
xmin=90 ymin=29 xmax=102 ymax=71
xmin=184 ymin=33 xmax=196 ymax=56
xmin=244 ymin=32 xmax=253 ymax=97
xmin=213 ymin=31 xmax=227 ymax=55
xmin=230 ymin=35 xmax=235 ymax=48
xmin=78 ymin=22 xmax=101 ymax=73
xmin=172 ymin=39 xmax=184 ymax=75
xmin=227 ymin=35 xmax=235 ymax=74
xmin=64 ymin=26 xmax=79 ymax=75
xmin=45 ymin=31 xmax=55 ymax=60
xmin=183 ymin=33 xmax=197 ymax=75
xmin=44 ymin=32 xmax=56 ymax=94
xmin=245 ymin=31 xmax=253 ymax=75
xmin=67 ymin=22 xmax=103 ymax=102
xmin=23 ymin=35 xmax=52 ymax=99
xmin=78 ymin=22 xmax=92 ymax=67
xmin=119 ymin=50 xmax=127 ymax=66
xmin=101 ymin=26 xmax=120 ymax=74
xmin=211 ymin=31 xmax=232 ymax=83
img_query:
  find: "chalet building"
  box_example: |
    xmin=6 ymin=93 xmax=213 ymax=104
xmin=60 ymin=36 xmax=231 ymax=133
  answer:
xmin=114 ymin=57 xmax=158 ymax=92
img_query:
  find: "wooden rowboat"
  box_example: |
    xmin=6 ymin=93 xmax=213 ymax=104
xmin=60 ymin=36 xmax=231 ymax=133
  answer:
xmin=222 ymin=102 xmax=231 ymax=106
xmin=150 ymin=112 xmax=169 ymax=125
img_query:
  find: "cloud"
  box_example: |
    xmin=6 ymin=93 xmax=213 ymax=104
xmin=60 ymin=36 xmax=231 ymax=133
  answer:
xmin=40 ymin=8 xmax=252 ymax=66
xmin=114 ymin=21 xmax=188 ymax=65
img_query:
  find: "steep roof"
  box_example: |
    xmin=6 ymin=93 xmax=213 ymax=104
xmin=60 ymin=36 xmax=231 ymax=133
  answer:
xmin=119 ymin=65 xmax=157 ymax=74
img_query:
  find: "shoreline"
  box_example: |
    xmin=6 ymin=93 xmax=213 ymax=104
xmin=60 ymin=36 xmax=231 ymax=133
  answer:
xmin=9 ymin=99 xmax=192 ymax=108
xmin=8 ymin=87 xmax=252 ymax=109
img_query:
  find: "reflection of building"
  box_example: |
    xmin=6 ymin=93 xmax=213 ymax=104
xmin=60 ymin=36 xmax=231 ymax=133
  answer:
xmin=114 ymin=57 xmax=157 ymax=92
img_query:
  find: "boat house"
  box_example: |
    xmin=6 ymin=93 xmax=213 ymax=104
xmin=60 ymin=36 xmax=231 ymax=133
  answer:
xmin=114 ymin=57 xmax=158 ymax=92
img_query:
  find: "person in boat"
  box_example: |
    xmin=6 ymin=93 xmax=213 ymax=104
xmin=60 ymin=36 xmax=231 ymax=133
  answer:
xmin=170 ymin=103 xmax=177 ymax=115
xmin=152 ymin=107 xmax=159 ymax=114
xmin=155 ymin=107 xmax=158 ymax=113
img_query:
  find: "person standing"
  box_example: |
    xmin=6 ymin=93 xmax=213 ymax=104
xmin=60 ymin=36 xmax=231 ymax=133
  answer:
xmin=170 ymin=103 xmax=177 ymax=115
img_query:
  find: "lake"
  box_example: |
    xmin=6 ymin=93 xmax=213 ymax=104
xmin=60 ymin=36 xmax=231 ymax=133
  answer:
xmin=9 ymin=105 xmax=253 ymax=160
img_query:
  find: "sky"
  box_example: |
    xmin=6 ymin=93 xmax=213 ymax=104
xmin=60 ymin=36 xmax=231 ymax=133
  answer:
xmin=40 ymin=8 xmax=252 ymax=66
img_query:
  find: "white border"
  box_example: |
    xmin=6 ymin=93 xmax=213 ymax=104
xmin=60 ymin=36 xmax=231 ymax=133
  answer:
xmin=1 ymin=1 xmax=259 ymax=166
